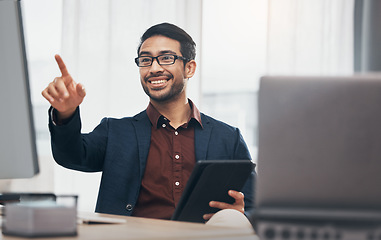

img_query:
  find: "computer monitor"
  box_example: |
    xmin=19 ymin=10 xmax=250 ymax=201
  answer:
xmin=0 ymin=0 xmax=39 ymax=179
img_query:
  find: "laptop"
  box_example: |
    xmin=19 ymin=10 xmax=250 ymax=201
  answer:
xmin=255 ymin=74 xmax=381 ymax=223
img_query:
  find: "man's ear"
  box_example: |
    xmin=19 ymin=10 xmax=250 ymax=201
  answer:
xmin=185 ymin=60 xmax=196 ymax=79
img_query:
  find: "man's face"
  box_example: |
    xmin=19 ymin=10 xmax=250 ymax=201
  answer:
xmin=138 ymin=35 xmax=195 ymax=103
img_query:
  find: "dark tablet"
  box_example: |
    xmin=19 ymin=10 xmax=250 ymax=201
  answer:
xmin=171 ymin=160 xmax=255 ymax=223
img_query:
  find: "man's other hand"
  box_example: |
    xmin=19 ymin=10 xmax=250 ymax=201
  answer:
xmin=203 ymin=190 xmax=245 ymax=221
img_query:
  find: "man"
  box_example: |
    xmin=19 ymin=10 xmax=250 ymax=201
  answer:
xmin=42 ymin=23 xmax=255 ymax=221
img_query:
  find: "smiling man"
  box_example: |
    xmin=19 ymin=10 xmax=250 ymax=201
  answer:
xmin=42 ymin=23 xmax=255 ymax=221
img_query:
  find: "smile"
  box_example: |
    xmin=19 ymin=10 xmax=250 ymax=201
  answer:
xmin=150 ymin=79 xmax=167 ymax=84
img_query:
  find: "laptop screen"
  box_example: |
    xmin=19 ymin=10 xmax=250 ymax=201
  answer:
xmin=256 ymin=75 xmax=381 ymax=215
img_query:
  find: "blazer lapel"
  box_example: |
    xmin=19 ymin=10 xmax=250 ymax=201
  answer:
xmin=195 ymin=114 xmax=212 ymax=161
xmin=132 ymin=111 xmax=152 ymax=179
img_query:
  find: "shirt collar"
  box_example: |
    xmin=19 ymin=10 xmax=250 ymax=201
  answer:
xmin=146 ymin=99 xmax=203 ymax=129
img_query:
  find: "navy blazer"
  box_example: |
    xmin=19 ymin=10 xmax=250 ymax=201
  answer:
xmin=49 ymin=108 xmax=255 ymax=216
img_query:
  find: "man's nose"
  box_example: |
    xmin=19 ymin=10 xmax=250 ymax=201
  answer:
xmin=150 ymin=58 xmax=164 ymax=72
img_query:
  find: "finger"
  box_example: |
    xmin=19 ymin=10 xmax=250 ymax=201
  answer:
xmin=209 ymin=201 xmax=232 ymax=210
xmin=43 ymin=83 xmax=65 ymax=106
xmin=229 ymin=190 xmax=245 ymax=201
xmin=229 ymin=190 xmax=245 ymax=211
xmin=203 ymin=213 xmax=214 ymax=221
xmin=41 ymin=88 xmax=55 ymax=103
xmin=55 ymin=54 xmax=70 ymax=77
xmin=209 ymin=200 xmax=245 ymax=213
xmin=76 ymin=83 xmax=86 ymax=98
xmin=54 ymin=78 xmax=70 ymax=99
xmin=46 ymin=82 xmax=61 ymax=100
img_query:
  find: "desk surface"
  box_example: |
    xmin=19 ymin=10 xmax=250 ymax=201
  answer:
xmin=1 ymin=212 xmax=257 ymax=240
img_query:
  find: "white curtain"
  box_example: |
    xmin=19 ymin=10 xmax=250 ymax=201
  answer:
xmin=266 ymin=0 xmax=354 ymax=75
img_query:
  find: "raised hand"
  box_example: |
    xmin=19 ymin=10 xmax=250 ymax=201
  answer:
xmin=42 ymin=54 xmax=86 ymax=120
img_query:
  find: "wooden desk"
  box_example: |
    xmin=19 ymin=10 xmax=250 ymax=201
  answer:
xmin=1 ymin=212 xmax=258 ymax=240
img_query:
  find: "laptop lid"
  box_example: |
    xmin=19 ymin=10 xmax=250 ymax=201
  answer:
xmin=255 ymin=75 xmax=381 ymax=221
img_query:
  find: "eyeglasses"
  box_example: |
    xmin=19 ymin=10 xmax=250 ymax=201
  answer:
xmin=135 ymin=54 xmax=188 ymax=67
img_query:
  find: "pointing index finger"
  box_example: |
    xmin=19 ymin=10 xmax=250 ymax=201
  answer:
xmin=55 ymin=54 xmax=69 ymax=77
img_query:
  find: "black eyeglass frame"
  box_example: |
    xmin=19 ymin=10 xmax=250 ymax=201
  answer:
xmin=134 ymin=54 xmax=189 ymax=67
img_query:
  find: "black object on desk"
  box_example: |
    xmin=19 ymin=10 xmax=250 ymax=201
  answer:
xmin=171 ymin=160 xmax=255 ymax=223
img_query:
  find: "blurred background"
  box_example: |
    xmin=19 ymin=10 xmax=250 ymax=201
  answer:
xmin=1 ymin=0 xmax=356 ymax=212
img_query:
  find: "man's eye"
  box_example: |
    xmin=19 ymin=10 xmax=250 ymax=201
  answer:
xmin=161 ymin=55 xmax=174 ymax=61
xmin=141 ymin=57 xmax=151 ymax=62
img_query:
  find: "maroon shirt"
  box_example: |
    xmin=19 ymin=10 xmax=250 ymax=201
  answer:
xmin=132 ymin=100 xmax=203 ymax=219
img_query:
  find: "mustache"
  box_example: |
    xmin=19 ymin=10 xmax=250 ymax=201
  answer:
xmin=144 ymin=73 xmax=173 ymax=82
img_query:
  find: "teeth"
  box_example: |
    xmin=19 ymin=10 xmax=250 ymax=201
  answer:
xmin=151 ymin=80 xmax=167 ymax=84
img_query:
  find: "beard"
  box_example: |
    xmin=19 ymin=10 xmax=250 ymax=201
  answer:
xmin=141 ymin=74 xmax=186 ymax=103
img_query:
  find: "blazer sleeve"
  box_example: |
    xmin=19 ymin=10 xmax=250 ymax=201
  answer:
xmin=233 ymin=128 xmax=256 ymax=212
xmin=48 ymin=107 xmax=108 ymax=172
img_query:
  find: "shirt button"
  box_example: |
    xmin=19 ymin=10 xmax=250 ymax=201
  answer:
xmin=126 ymin=204 xmax=133 ymax=211
xmin=175 ymin=155 xmax=180 ymax=159
xmin=162 ymin=123 xmax=166 ymax=128
xmin=175 ymin=181 xmax=180 ymax=186
xmin=174 ymin=131 xmax=178 ymax=135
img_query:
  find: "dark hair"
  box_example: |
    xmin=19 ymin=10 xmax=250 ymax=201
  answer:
xmin=137 ymin=23 xmax=196 ymax=62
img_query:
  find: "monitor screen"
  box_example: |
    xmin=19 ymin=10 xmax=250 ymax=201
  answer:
xmin=0 ymin=0 xmax=39 ymax=179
